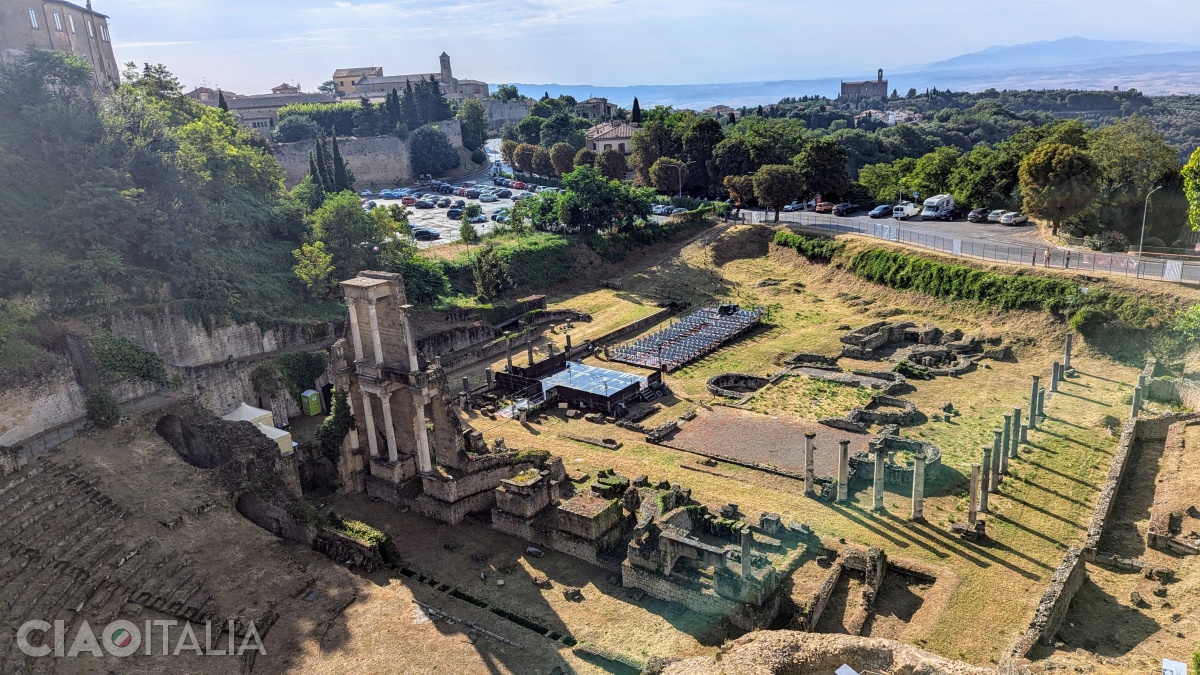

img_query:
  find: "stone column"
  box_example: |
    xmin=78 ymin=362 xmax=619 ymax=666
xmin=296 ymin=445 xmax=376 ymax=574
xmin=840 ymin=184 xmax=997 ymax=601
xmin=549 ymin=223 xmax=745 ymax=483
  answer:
xmin=1020 ymin=423 xmax=1029 ymax=443
xmin=527 ymin=343 xmax=534 ymax=366
xmin=1001 ymin=415 xmax=1012 ymax=474
xmin=485 ymin=368 xmax=493 ymax=385
xmin=872 ymin=445 xmax=886 ymax=511
xmin=980 ymin=448 xmax=991 ymax=513
xmin=910 ymin=453 xmax=925 ymax=521
xmin=1037 ymin=388 xmax=1046 ymax=418
xmin=413 ymin=394 xmax=433 ymax=473
xmin=803 ymin=433 xmax=816 ymax=497
xmin=505 ymin=333 xmax=513 ymax=372
xmin=346 ymin=300 xmax=365 ymax=361
xmin=992 ymin=429 xmax=1004 ymax=486
xmin=740 ymin=528 xmax=752 ymax=578
xmin=968 ymin=463 xmax=980 ymax=526
xmin=1028 ymin=376 xmax=1040 ymax=430
xmin=837 ymin=440 xmax=850 ymax=503
xmin=360 ymin=391 xmax=378 ymax=458
xmin=367 ymin=299 xmax=385 ymax=366
xmin=1051 ymin=363 xmax=1060 ymax=392
xmin=1064 ymin=332 xmax=1072 ymax=370
xmin=462 ymin=376 xmax=470 ymax=394
xmin=1132 ymin=386 xmax=1142 ymax=418
xmin=1011 ymin=407 xmax=1022 ymax=458
xmin=565 ymin=334 xmax=572 ymax=355
xmin=379 ymin=391 xmax=399 ymax=463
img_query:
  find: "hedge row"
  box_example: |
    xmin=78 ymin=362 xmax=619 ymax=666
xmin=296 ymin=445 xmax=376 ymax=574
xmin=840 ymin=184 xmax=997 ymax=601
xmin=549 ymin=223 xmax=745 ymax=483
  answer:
xmin=443 ymin=235 xmax=575 ymax=294
xmin=773 ymin=231 xmax=845 ymax=263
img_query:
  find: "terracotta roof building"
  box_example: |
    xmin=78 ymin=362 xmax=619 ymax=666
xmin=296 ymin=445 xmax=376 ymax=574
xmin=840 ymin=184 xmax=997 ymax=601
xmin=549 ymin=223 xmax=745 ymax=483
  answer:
xmin=585 ymin=121 xmax=638 ymax=155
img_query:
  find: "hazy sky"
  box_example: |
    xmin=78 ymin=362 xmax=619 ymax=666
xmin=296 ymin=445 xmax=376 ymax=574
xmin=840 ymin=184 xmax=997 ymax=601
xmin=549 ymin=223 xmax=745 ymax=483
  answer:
xmin=103 ymin=0 xmax=1200 ymax=94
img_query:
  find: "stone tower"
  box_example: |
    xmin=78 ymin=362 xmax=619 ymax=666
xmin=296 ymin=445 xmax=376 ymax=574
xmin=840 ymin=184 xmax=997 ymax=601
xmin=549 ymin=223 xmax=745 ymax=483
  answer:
xmin=878 ymin=68 xmax=884 ymax=83
xmin=440 ymin=52 xmax=453 ymax=84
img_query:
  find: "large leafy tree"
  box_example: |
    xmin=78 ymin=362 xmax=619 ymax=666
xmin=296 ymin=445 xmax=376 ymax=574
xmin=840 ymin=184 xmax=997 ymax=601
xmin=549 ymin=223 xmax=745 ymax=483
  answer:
xmin=1184 ymin=146 xmax=1200 ymax=230
xmin=471 ymin=244 xmax=512 ymax=300
xmin=574 ymin=148 xmax=598 ymax=168
xmin=539 ymin=112 xmax=578 ymax=148
xmin=794 ymin=138 xmax=850 ymax=202
xmin=1088 ymin=116 xmax=1184 ymax=236
xmin=456 ymin=98 xmax=488 ymax=151
xmin=907 ymin=146 xmax=961 ymax=198
xmin=723 ymin=175 xmax=755 ymax=213
xmin=559 ymin=165 xmax=652 ymax=233
xmin=513 ymin=142 xmax=538 ymax=173
xmin=596 ymin=149 xmax=628 ymax=180
xmin=532 ymin=147 xmax=555 ymax=177
xmin=410 ymin=125 xmax=460 ymax=177
xmin=302 ymin=192 xmax=398 ymax=282
xmin=1019 ymin=142 xmax=1101 ymax=235
xmin=753 ymin=165 xmax=804 ymax=221
xmin=549 ymin=142 xmax=576 ymax=177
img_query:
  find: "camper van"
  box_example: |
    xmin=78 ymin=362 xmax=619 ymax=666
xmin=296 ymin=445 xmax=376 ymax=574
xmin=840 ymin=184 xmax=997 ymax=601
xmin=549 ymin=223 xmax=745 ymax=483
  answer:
xmin=921 ymin=194 xmax=955 ymax=221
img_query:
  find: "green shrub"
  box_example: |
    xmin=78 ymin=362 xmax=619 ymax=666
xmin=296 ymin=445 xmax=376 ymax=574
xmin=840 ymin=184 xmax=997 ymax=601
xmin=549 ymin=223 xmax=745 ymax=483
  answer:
xmin=274 ymin=350 xmax=329 ymax=403
xmin=85 ymin=387 xmax=121 ymax=429
xmin=443 ymin=234 xmax=574 ymax=294
xmin=1192 ymin=646 xmax=1199 ymax=673
xmin=773 ymin=230 xmax=845 ymax=262
xmin=314 ymin=387 xmax=355 ymax=461
xmin=848 ymin=248 xmax=1082 ymax=312
xmin=894 ymin=360 xmax=929 ymax=379
xmin=471 ymin=148 xmax=487 ymax=164
xmin=91 ymin=331 xmax=168 ymax=385
xmin=1173 ymin=304 xmax=1200 ymax=342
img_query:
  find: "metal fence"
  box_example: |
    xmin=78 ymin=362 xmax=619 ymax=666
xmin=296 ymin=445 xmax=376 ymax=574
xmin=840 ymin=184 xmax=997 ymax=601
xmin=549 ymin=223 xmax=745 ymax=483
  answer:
xmin=754 ymin=211 xmax=1200 ymax=285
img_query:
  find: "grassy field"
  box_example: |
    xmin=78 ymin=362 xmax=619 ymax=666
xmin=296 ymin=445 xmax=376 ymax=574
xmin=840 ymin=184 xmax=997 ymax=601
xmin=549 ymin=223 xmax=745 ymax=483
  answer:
xmin=462 ymin=224 xmax=1141 ymax=666
xmin=746 ymin=374 xmax=875 ymax=421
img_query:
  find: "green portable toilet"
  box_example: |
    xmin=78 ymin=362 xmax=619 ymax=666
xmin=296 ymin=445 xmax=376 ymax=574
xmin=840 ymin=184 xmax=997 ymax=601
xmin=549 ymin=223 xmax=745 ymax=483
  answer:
xmin=301 ymin=389 xmax=323 ymax=416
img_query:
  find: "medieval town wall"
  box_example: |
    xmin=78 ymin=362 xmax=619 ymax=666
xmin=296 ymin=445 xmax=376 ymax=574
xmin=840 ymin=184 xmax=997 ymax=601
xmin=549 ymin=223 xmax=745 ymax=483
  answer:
xmin=273 ymin=120 xmax=468 ymax=188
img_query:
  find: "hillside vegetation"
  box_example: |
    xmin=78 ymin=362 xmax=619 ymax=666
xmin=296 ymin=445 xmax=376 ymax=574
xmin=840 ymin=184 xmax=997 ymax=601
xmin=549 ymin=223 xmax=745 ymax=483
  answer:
xmin=0 ymin=51 xmax=341 ymax=376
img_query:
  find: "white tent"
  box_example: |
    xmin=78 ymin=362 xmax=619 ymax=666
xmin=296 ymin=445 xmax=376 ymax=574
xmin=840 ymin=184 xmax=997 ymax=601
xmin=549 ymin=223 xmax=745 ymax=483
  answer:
xmin=222 ymin=402 xmax=274 ymax=427
xmin=255 ymin=422 xmax=294 ymax=457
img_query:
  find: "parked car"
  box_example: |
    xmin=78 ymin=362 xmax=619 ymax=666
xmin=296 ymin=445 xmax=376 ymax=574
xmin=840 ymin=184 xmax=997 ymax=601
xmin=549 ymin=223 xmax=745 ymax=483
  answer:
xmin=967 ymin=208 xmax=990 ymax=223
xmin=987 ymin=209 xmax=1007 ymax=223
xmin=869 ymin=204 xmax=893 ymax=218
xmin=412 ymin=228 xmax=440 ymax=241
xmin=491 ymin=209 xmax=510 ymax=221
xmin=814 ymin=202 xmax=835 ymax=213
xmin=446 ymin=208 xmax=463 ymax=219
xmin=494 ymin=189 xmax=512 ymax=198
xmin=510 ymin=181 xmax=525 ymax=190
xmin=669 ymin=207 xmax=688 ymax=215
xmin=479 ymin=193 xmax=498 ymax=203
xmin=468 ymin=214 xmax=489 ymax=224
xmin=452 ymin=199 xmax=466 ymax=208
xmin=400 ymin=197 xmax=416 ymax=206
xmin=493 ymin=177 xmax=506 ymax=186
xmin=892 ymin=202 xmax=921 ymax=220
xmin=414 ymin=200 xmax=435 ymax=209
xmin=465 ymin=189 xmax=481 ymax=199
xmin=363 ymin=200 xmax=377 ymax=210
xmin=359 ymin=190 xmax=373 ymax=197
xmin=833 ymin=203 xmax=859 ymax=217
xmin=782 ymin=201 xmax=804 ymax=212
xmin=1000 ymin=211 xmax=1028 ymax=225
xmin=651 ymin=204 xmax=669 ymax=215
xmin=436 ymin=197 xmax=451 ymax=208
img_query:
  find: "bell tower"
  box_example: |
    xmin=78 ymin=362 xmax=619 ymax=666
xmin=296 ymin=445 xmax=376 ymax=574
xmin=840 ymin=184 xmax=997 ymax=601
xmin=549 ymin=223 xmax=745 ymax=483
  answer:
xmin=440 ymin=52 xmax=453 ymax=84
xmin=878 ymin=68 xmax=884 ymax=83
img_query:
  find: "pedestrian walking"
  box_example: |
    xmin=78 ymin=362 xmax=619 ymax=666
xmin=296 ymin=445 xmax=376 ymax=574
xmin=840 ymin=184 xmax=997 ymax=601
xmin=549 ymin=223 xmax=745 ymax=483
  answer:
xmin=1031 ymin=251 xmax=1037 ymax=266
xmin=1064 ymin=251 xmax=1071 ymax=269
xmin=1043 ymin=249 xmax=1050 ymax=267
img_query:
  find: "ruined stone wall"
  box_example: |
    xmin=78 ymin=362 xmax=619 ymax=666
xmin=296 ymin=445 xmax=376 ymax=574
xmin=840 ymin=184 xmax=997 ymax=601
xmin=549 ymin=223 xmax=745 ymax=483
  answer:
xmin=482 ymin=99 xmax=532 ymax=131
xmin=596 ymin=307 xmax=674 ymax=346
xmin=412 ymin=488 xmax=497 ymax=524
xmin=421 ymin=464 xmax=518 ymax=503
xmin=417 ymin=324 xmax=498 ymax=363
xmin=0 ymin=369 xmax=86 ymax=449
xmin=621 ymin=561 xmax=780 ymax=630
xmin=1006 ymin=547 xmax=1086 ymax=657
xmin=273 ymin=121 xmax=467 ymax=188
xmin=102 ymin=306 xmax=329 ymax=368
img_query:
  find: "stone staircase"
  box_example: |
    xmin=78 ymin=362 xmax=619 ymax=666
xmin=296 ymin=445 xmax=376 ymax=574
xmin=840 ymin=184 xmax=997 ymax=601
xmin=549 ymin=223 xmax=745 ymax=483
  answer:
xmin=0 ymin=459 xmax=233 ymax=669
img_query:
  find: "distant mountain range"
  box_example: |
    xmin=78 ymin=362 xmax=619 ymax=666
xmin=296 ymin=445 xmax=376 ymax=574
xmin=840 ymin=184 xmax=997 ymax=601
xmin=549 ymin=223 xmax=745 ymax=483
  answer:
xmin=502 ymin=38 xmax=1200 ymax=110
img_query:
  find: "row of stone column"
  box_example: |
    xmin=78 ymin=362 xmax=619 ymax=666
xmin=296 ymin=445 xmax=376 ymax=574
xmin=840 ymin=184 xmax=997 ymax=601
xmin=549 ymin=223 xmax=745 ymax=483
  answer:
xmin=804 ymin=434 xmax=928 ymax=521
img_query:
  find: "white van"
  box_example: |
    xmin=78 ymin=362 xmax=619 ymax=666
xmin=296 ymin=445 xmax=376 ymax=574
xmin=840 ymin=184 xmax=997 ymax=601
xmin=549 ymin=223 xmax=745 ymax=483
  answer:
xmin=892 ymin=202 xmax=921 ymax=220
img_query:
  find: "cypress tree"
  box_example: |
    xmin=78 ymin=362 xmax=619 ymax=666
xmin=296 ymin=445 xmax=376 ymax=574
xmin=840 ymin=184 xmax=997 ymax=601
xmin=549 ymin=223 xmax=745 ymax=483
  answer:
xmin=402 ymin=80 xmax=419 ymax=129
xmin=728 ymin=112 xmax=736 ymax=125
xmin=631 ymin=97 xmax=641 ymax=125
xmin=756 ymin=105 xmax=764 ymax=116
xmin=314 ymin=135 xmax=333 ymax=192
xmin=309 ymin=152 xmax=320 ymax=183
xmin=217 ymin=90 xmax=228 ymax=112
xmin=331 ymin=130 xmax=349 ymax=192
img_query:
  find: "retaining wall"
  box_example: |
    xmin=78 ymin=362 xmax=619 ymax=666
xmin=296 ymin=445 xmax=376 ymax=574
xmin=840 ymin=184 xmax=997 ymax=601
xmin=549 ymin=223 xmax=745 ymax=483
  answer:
xmin=596 ymin=307 xmax=674 ymax=346
xmin=1006 ymin=547 xmax=1087 ymax=657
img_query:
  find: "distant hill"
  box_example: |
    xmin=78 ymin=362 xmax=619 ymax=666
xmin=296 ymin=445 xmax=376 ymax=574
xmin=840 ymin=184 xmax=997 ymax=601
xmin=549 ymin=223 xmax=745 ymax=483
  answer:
xmin=915 ymin=37 xmax=1197 ymax=73
xmin=500 ymin=38 xmax=1200 ymax=110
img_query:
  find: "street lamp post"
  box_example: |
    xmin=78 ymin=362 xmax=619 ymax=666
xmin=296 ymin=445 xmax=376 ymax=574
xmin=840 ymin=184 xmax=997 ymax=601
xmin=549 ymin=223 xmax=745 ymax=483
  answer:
xmin=1136 ymin=185 xmax=1163 ymax=279
xmin=671 ymin=161 xmax=697 ymax=200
